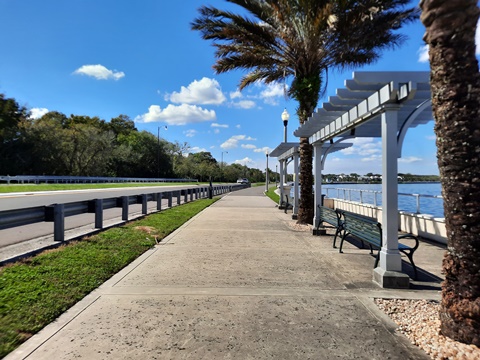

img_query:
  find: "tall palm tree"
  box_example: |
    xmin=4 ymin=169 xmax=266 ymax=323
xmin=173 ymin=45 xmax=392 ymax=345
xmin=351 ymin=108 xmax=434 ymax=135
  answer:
xmin=420 ymin=0 xmax=480 ymax=346
xmin=192 ymin=0 xmax=416 ymax=224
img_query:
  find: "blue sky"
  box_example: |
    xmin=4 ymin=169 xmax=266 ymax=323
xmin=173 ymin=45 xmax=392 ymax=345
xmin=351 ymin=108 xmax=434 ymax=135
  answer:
xmin=1 ymin=0 xmax=477 ymax=176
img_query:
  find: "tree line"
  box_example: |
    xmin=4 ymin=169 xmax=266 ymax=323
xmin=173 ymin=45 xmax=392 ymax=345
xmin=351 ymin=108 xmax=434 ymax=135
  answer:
xmin=0 ymin=94 xmax=265 ymax=183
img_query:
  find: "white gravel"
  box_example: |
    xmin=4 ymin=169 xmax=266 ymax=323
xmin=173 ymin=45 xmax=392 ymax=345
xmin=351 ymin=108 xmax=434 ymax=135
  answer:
xmin=375 ymin=298 xmax=480 ymax=360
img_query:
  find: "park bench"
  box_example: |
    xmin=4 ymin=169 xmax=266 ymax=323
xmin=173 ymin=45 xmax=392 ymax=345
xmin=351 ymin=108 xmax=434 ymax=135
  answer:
xmin=314 ymin=205 xmax=343 ymax=247
xmin=339 ymin=211 xmax=420 ymax=279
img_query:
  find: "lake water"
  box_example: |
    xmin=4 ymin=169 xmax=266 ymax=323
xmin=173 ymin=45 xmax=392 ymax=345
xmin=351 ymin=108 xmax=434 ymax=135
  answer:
xmin=322 ymin=183 xmax=444 ymax=218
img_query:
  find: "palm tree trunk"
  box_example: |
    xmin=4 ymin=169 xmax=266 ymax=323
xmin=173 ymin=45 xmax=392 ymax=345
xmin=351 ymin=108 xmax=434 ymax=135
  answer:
xmin=298 ymin=136 xmax=314 ymax=224
xmin=420 ymin=0 xmax=480 ymax=346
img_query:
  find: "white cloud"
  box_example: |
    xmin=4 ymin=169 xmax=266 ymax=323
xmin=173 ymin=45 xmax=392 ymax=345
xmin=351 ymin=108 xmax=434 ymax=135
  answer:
xmin=73 ymin=64 xmax=125 ymax=80
xmin=230 ymin=90 xmax=242 ymax=99
xmin=135 ymin=104 xmax=216 ymax=125
xmin=361 ymin=154 xmax=382 ymax=162
xmin=235 ymin=157 xmax=254 ymax=166
xmin=29 ymin=107 xmax=49 ymax=119
xmin=211 ymin=123 xmax=228 ymax=128
xmin=426 ymin=135 xmax=436 ymax=141
xmin=340 ymin=138 xmax=381 ymax=156
xmin=260 ymin=82 xmax=286 ymax=105
xmin=220 ymin=134 xmax=257 ymax=149
xmin=214 ymin=129 xmax=220 ymax=134
xmin=254 ymin=146 xmax=271 ymax=153
xmin=236 ymin=124 xmax=241 ymax=129
xmin=191 ymin=146 xmax=207 ymax=153
xmin=399 ymin=156 xmax=422 ymax=163
xmin=184 ymin=129 xmax=197 ymax=138
xmin=241 ymin=144 xmax=257 ymax=149
xmin=165 ymin=77 xmax=226 ymax=105
xmin=418 ymin=45 xmax=429 ymax=63
xmin=231 ymin=100 xmax=256 ymax=109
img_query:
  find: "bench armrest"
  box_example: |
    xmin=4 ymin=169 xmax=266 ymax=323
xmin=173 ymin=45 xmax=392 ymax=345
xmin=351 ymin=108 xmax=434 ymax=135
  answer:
xmin=398 ymin=234 xmax=420 ymax=251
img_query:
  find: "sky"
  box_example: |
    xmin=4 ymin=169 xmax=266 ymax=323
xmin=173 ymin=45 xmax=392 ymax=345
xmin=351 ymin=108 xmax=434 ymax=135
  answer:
xmin=1 ymin=0 xmax=478 ymax=176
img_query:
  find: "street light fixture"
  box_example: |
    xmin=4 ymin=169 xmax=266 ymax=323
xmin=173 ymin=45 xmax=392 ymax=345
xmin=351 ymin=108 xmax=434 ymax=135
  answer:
xmin=221 ymin=151 xmax=228 ymax=181
xmin=281 ymin=108 xmax=290 ymax=142
xmin=221 ymin=151 xmax=228 ymax=167
xmin=265 ymin=152 xmax=269 ymax=192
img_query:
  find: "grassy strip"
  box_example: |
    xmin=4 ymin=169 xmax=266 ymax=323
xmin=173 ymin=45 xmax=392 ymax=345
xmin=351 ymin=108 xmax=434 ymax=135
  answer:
xmin=265 ymin=186 xmax=280 ymax=204
xmin=0 ymin=198 xmax=218 ymax=358
xmin=0 ymin=182 xmax=201 ymax=193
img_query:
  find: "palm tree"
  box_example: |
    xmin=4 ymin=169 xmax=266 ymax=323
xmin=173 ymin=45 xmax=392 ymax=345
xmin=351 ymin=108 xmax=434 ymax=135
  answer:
xmin=192 ymin=0 xmax=416 ymax=224
xmin=420 ymin=0 xmax=480 ymax=346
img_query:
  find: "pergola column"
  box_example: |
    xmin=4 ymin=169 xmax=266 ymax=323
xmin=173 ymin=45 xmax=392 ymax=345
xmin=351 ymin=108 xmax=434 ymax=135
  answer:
xmin=278 ymin=160 xmax=285 ymax=207
xmin=313 ymin=142 xmax=323 ymax=231
xmin=292 ymin=153 xmax=299 ymax=219
xmin=374 ymin=106 xmax=409 ymax=288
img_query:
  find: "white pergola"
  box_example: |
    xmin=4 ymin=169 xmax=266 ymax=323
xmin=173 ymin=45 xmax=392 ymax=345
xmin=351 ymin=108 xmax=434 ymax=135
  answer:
xmin=270 ymin=142 xmax=352 ymax=219
xmin=294 ymin=71 xmax=433 ymax=288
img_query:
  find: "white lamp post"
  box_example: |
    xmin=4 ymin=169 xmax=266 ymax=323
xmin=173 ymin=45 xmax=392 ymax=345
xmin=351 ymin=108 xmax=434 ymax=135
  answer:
xmin=221 ymin=151 xmax=228 ymax=181
xmin=281 ymin=108 xmax=290 ymax=142
xmin=265 ymin=152 xmax=269 ymax=192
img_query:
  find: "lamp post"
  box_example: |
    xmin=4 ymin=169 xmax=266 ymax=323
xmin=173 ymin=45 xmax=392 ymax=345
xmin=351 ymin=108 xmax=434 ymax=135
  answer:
xmin=281 ymin=108 xmax=290 ymax=142
xmin=221 ymin=151 xmax=228 ymax=181
xmin=157 ymin=125 xmax=167 ymax=179
xmin=265 ymin=152 xmax=269 ymax=192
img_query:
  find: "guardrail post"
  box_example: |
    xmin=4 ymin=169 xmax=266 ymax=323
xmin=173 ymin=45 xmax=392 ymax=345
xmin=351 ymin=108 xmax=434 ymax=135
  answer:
xmin=157 ymin=193 xmax=162 ymax=211
xmin=177 ymin=191 xmax=181 ymax=205
xmin=190 ymin=189 xmax=194 ymax=201
xmin=95 ymin=199 xmax=103 ymax=229
xmin=54 ymin=204 xmax=64 ymax=241
xmin=141 ymin=194 xmax=148 ymax=215
xmin=122 ymin=196 xmax=129 ymax=221
xmin=184 ymin=190 xmax=188 ymax=203
xmin=168 ymin=192 xmax=173 ymax=208
xmin=45 ymin=204 xmax=65 ymax=241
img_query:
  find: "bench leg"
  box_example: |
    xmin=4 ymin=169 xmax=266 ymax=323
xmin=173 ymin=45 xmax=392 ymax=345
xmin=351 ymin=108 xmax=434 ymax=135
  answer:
xmin=401 ymin=250 xmax=418 ymax=280
xmin=332 ymin=227 xmax=342 ymax=248
xmin=339 ymin=232 xmax=349 ymax=253
xmin=374 ymin=250 xmax=380 ymax=268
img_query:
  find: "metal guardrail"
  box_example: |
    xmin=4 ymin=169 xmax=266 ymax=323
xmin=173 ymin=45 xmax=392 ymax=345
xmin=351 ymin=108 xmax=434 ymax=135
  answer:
xmin=0 ymin=175 xmax=197 ymax=184
xmin=0 ymin=184 xmax=248 ymax=242
xmin=324 ymin=187 xmax=443 ymax=215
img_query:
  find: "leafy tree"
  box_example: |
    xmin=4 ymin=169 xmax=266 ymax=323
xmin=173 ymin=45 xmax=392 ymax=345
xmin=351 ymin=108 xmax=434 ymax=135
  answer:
xmin=420 ymin=0 xmax=480 ymax=346
xmin=109 ymin=115 xmax=137 ymax=137
xmin=0 ymin=94 xmax=29 ymax=174
xmin=114 ymin=131 xmax=173 ymax=178
xmin=192 ymin=0 xmax=416 ymax=223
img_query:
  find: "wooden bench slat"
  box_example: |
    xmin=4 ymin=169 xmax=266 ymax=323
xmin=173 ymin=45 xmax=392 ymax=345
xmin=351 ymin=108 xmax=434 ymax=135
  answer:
xmin=339 ymin=211 xmax=420 ymax=280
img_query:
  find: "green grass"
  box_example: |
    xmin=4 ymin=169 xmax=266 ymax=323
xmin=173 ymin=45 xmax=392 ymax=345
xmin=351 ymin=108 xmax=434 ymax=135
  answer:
xmin=0 ymin=198 xmax=218 ymax=358
xmin=0 ymin=182 xmax=201 ymax=193
xmin=265 ymin=186 xmax=280 ymax=204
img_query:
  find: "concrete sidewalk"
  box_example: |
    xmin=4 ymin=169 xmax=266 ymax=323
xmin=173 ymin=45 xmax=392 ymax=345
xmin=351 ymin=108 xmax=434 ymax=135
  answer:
xmin=6 ymin=186 xmax=444 ymax=359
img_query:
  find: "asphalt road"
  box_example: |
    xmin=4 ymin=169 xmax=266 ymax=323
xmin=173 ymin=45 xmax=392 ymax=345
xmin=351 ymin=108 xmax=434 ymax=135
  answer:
xmin=0 ymin=185 xmax=200 ymax=211
xmin=0 ymin=185 xmax=206 ymax=253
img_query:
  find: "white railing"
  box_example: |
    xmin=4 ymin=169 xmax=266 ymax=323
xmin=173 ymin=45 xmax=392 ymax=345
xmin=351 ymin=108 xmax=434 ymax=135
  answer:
xmin=324 ymin=187 xmax=443 ymax=216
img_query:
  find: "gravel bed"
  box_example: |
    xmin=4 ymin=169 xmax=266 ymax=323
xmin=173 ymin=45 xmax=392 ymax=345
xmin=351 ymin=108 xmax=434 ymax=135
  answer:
xmin=375 ymin=298 xmax=480 ymax=360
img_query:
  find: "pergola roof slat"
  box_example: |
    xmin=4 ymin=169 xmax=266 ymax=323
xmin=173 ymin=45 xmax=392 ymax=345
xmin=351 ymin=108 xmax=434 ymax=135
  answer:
xmin=294 ymin=71 xmax=433 ymax=143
